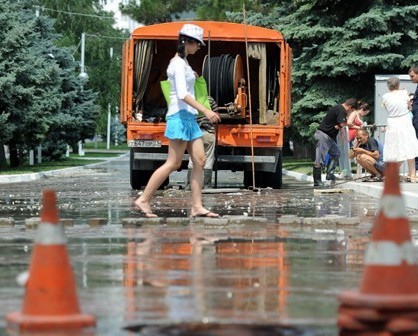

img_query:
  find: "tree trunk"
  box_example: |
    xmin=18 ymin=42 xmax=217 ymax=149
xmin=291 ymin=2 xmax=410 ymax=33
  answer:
xmin=0 ymin=143 xmax=8 ymax=170
xmin=71 ymin=143 xmax=79 ymax=155
xmin=9 ymin=143 xmax=20 ymax=167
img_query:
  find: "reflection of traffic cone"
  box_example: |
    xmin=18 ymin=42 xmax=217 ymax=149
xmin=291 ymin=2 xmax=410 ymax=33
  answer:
xmin=338 ymin=162 xmax=418 ymax=334
xmin=6 ymin=189 xmax=96 ymax=332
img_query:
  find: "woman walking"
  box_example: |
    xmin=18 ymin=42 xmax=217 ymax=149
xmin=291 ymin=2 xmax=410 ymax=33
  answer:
xmin=134 ymin=23 xmax=221 ymax=217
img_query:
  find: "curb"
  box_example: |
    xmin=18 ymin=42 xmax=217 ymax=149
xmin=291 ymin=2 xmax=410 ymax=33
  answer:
xmin=0 ymin=153 xmax=128 ymax=184
xmin=282 ymin=170 xmax=418 ymax=210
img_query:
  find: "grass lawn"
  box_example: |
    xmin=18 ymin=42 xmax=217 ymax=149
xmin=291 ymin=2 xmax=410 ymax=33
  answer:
xmin=0 ymin=143 xmax=128 ymax=175
xmin=282 ymin=157 xmax=313 ymax=175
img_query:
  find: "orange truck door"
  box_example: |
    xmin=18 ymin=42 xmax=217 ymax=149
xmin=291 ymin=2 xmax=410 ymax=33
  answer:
xmin=280 ymin=42 xmax=292 ymax=128
xmin=120 ymin=39 xmax=133 ymax=125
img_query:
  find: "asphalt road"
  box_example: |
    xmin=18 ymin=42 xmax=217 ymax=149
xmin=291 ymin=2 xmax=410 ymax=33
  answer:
xmin=0 ymin=155 xmax=406 ymax=335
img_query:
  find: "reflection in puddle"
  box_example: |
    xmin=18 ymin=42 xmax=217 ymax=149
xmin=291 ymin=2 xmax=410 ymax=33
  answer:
xmin=122 ymin=226 xmax=369 ymax=332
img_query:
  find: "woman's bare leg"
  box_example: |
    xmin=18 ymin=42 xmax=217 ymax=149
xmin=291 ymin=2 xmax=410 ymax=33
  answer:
xmin=187 ymin=138 xmax=219 ymax=217
xmin=135 ymin=140 xmax=187 ymax=216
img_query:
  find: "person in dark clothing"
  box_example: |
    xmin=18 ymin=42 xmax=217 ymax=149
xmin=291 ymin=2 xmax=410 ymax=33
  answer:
xmin=313 ymin=98 xmax=358 ymax=187
xmin=409 ymin=65 xmax=418 ymax=169
xmin=349 ymin=128 xmax=384 ymax=181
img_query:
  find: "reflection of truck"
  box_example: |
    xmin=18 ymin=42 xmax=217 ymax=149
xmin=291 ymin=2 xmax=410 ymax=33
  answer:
xmin=120 ymin=21 xmax=292 ymax=190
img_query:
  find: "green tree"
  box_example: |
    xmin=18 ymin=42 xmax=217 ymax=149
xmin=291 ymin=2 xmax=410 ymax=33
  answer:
xmin=0 ymin=0 xmax=102 ymax=168
xmin=41 ymin=48 xmax=100 ymax=160
xmin=120 ymin=0 xmax=194 ymax=24
xmin=119 ymin=0 xmax=276 ymax=24
xmin=31 ymin=0 xmax=128 ymax=138
xmin=233 ymin=0 xmax=418 ymax=155
xmin=0 ymin=0 xmax=62 ymax=167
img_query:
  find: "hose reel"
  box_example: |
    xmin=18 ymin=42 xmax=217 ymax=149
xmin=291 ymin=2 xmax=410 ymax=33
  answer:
xmin=202 ymin=54 xmax=246 ymax=118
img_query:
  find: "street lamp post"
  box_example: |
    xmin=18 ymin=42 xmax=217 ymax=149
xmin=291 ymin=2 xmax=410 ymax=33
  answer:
xmin=107 ymin=103 xmax=111 ymax=150
xmin=79 ymin=32 xmax=89 ymax=81
xmin=78 ymin=32 xmax=88 ymax=156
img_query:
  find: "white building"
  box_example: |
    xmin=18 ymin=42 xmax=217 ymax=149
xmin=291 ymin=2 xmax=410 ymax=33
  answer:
xmin=100 ymin=0 xmax=142 ymax=32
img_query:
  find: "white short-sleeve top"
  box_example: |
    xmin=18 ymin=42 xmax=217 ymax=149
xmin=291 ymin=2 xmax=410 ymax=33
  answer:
xmin=382 ymin=89 xmax=410 ymax=118
xmin=166 ymin=56 xmax=197 ymax=117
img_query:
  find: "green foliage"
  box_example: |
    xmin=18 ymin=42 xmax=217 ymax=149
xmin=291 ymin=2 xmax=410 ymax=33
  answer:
xmin=119 ymin=0 xmax=277 ymax=24
xmin=0 ymin=0 xmax=62 ymax=166
xmin=31 ymin=0 xmax=128 ymax=137
xmin=120 ymin=0 xmax=195 ymax=25
xmin=0 ymin=0 xmax=105 ymax=167
xmin=236 ymin=1 xmax=418 ymax=147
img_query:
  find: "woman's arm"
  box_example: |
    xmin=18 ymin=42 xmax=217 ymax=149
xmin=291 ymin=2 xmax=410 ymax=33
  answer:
xmin=183 ymin=95 xmax=220 ymax=123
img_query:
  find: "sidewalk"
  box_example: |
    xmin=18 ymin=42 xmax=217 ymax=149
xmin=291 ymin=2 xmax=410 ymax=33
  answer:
xmin=284 ymin=169 xmax=418 ymax=210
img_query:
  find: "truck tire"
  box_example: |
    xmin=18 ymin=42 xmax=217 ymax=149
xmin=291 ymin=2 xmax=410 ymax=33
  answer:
xmin=130 ymin=169 xmax=151 ymax=190
xmin=266 ymin=154 xmax=283 ymax=189
xmin=130 ymin=150 xmax=169 ymax=190
xmin=243 ymin=169 xmax=282 ymax=189
xmin=243 ymin=155 xmax=282 ymax=189
xmin=130 ymin=168 xmax=169 ymax=190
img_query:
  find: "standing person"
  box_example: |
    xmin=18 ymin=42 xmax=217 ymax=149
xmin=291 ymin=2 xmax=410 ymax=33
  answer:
xmin=347 ymin=101 xmax=371 ymax=144
xmin=186 ymin=96 xmax=218 ymax=189
xmin=313 ymin=98 xmax=358 ymax=187
xmin=409 ymin=65 xmax=418 ymax=170
xmin=382 ymin=76 xmax=418 ymax=182
xmin=349 ymin=128 xmax=384 ymax=181
xmin=134 ymin=23 xmax=221 ymax=218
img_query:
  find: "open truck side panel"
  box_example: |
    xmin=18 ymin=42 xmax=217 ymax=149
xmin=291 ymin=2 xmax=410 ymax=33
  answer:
xmin=120 ymin=21 xmax=292 ymax=189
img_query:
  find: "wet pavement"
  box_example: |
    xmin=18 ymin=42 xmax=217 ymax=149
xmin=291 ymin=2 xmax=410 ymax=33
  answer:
xmin=1 ymin=155 xmax=418 ymax=335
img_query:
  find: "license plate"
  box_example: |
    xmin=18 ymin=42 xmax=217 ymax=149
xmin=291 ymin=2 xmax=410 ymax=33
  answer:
xmin=135 ymin=140 xmax=161 ymax=148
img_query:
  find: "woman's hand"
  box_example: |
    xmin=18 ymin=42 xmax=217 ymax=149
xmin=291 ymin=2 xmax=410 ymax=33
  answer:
xmin=205 ymin=109 xmax=221 ymax=123
xmin=183 ymin=95 xmax=221 ymax=123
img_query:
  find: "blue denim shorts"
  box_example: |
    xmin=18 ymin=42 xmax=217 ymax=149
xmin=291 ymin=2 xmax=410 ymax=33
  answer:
xmin=165 ymin=110 xmax=203 ymax=141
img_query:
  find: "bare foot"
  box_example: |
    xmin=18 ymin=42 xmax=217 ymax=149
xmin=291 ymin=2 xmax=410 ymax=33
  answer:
xmin=134 ymin=198 xmax=157 ymax=218
xmin=191 ymin=208 xmax=220 ymax=218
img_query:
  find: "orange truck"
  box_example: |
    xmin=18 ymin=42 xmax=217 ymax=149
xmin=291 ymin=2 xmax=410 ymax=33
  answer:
xmin=120 ymin=21 xmax=292 ymax=189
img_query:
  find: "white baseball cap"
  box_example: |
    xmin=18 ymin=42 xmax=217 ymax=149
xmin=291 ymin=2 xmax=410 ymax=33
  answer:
xmin=179 ymin=24 xmax=205 ymax=46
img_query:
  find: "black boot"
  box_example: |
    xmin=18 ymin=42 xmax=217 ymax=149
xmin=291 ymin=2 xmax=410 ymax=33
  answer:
xmin=313 ymin=166 xmax=324 ymax=187
xmin=203 ymin=169 xmax=212 ymax=189
xmin=185 ymin=168 xmax=192 ymax=190
xmin=326 ymin=158 xmax=339 ymax=181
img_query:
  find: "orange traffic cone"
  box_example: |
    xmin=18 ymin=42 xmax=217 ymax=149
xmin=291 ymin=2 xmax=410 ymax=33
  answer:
xmin=338 ymin=162 xmax=418 ymax=334
xmin=6 ymin=189 xmax=96 ymax=333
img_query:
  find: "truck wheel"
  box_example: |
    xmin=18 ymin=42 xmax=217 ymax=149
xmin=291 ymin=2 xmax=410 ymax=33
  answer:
xmin=243 ymin=170 xmax=265 ymax=189
xmin=130 ymin=150 xmax=169 ymax=190
xmin=130 ymin=169 xmax=151 ymax=190
xmin=265 ymin=169 xmax=282 ymax=189
xmin=243 ymin=155 xmax=282 ymax=189
xmin=130 ymin=169 xmax=169 ymax=190
xmin=268 ymin=154 xmax=283 ymax=189
xmin=243 ymin=170 xmax=282 ymax=189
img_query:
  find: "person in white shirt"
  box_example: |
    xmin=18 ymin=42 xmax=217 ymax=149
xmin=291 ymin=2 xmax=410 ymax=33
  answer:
xmin=134 ymin=23 xmax=221 ymax=218
xmin=382 ymin=76 xmax=418 ymax=182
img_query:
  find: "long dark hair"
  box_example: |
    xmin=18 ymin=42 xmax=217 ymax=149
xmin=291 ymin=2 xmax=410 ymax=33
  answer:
xmin=177 ymin=34 xmax=198 ymax=58
xmin=358 ymin=101 xmax=370 ymax=111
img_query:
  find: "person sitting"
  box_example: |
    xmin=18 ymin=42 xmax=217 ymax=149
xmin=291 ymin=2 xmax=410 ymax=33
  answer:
xmin=349 ymin=128 xmax=384 ymax=181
